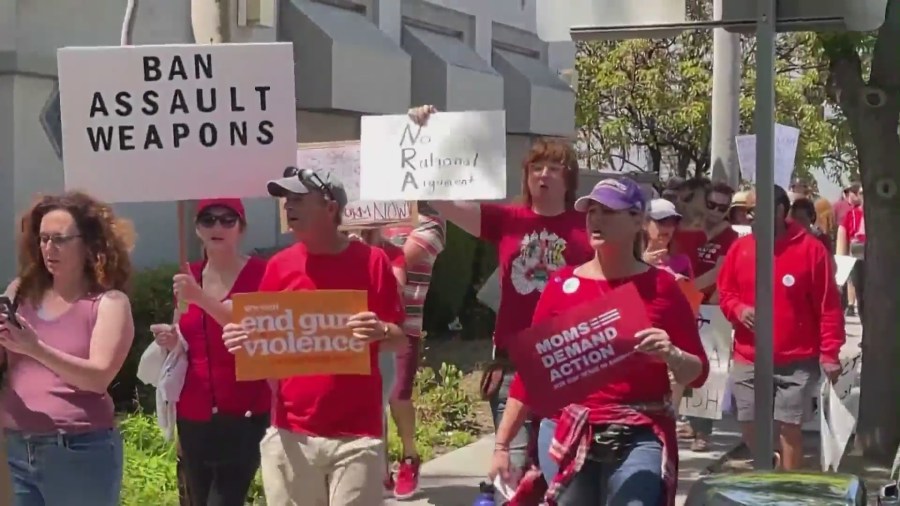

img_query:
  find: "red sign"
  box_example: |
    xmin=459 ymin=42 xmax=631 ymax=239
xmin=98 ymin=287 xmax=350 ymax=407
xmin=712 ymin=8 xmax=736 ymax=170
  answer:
xmin=506 ymin=283 xmax=653 ymax=415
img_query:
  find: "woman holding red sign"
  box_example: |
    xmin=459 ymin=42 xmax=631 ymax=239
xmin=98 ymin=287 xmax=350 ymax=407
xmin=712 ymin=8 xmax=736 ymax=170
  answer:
xmin=491 ymin=178 xmax=709 ymax=505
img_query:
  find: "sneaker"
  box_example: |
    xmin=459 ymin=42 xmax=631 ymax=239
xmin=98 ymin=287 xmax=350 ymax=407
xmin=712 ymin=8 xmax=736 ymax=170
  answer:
xmin=383 ymin=473 xmax=395 ymax=497
xmin=393 ymin=456 xmax=421 ymax=500
xmin=845 ymin=306 xmax=857 ymax=317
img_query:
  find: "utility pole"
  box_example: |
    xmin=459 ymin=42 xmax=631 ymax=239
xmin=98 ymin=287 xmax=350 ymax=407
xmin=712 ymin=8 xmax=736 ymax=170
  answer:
xmin=710 ymin=0 xmax=742 ymax=187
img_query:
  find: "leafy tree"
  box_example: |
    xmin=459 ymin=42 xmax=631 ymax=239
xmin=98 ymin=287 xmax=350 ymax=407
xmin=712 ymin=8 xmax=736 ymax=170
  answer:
xmin=575 ymin=0 xmax=856 ymax=182
xmin=818 ymin=0 xmax=900 ymax=464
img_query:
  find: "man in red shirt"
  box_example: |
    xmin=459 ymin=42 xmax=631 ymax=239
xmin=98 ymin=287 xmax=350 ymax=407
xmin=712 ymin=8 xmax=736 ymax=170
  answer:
xmin=718 ymin=184 xmax=845 ymax=471
xmin=678 ymin=181 xmax=740 ymax=450
xmin=222 ymin=167 xmax=408 ymax=505
xmin=832 ymin=181 xmax=861 ymax=231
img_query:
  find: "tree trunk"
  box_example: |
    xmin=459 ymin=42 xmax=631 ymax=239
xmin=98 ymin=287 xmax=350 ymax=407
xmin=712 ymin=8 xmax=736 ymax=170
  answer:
xmin=829 ymin=0 xmax=900 ymax=463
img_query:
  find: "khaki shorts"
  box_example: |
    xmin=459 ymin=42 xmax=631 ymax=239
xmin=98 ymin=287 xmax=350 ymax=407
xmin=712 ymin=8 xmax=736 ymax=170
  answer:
xmin=730 ymin=359 xmax=821 ymax=425
xmin=259 ymin=427 xmax=384 ymax=506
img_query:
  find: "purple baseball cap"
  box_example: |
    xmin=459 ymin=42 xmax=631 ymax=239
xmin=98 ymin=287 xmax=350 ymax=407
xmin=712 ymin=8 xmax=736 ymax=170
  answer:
xmin=574 ymin=178 xmax=647 ymax=213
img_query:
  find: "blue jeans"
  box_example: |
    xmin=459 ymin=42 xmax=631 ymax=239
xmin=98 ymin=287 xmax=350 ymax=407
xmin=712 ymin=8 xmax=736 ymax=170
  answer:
xmin=6 ymin=428 xmax=123 ymax=506
xmin=537 ymin=419 xmax=663 ymax=505
xmin=489 ymin=369 xmax=531 ymax=469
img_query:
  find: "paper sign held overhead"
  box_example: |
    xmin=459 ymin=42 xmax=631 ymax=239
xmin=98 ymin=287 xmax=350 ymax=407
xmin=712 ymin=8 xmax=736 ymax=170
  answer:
xmin=360 ymin=111 xmax=507 ymax=201
xmin=278 ymin=142 xmax=416 ymax=233
xmin=57 ymin=43 xmax=297 ymax=202
xmin=734 ymin=123 xmax=799 ymax=190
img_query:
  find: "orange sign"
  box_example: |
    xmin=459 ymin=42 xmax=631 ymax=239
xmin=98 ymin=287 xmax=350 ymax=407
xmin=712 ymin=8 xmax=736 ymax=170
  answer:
xmin=232 ymin=290 xmax=370 ymax=380
xmin=677 ymin=278 xmax=704 ymax=316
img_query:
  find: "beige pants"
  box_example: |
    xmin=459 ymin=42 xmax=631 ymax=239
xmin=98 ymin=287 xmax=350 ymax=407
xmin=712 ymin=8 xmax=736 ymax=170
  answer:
xmin=259 ymin=427 xmax=384 ymax=506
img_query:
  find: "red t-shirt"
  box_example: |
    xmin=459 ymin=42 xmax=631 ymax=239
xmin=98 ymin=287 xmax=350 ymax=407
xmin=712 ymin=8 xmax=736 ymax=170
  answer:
xmin=258 ymin=241 xmax=405 ymax=438
xmin=841 ymin=206 xmax=865 ymax=243
xmin=693 ymin=227 xmax=740 ymax=302
xmin=480 ymin=204 xmax=593 ymax=349
xmin=672 ymin=229 xmax=708 ymax=269
xmin=378 ymin=241 xmax=406 ymax=269
xmin=508 ymin=266 xmax=709 ymax=419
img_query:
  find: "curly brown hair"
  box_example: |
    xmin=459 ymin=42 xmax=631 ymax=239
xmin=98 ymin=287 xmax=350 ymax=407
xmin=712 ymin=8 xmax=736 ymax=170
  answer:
xmin=16 ymin=192 xmax=135 ymax=304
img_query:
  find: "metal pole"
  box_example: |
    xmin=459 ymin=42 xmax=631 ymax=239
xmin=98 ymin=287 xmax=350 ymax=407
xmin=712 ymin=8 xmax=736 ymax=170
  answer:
xmin=710 ymin=0 xmax=742 ymax=187
xmin=753 ymin=0 xmax=776 ymax=471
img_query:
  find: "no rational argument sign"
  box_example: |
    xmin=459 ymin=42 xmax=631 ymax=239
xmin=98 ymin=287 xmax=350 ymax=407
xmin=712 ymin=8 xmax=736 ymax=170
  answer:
xmin=57 ymin=43 xmax=297 ymax=202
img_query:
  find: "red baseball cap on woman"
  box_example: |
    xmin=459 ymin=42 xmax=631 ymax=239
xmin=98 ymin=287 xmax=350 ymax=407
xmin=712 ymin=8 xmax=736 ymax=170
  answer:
xmin=196 ymin=198 xmax=246 ymax=221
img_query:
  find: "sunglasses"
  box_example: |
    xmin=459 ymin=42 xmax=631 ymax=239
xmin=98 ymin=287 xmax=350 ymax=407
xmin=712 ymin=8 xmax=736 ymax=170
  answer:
xmin=197 ymin=213 xmax=240 ymax=228
xmin=283 ymin=166 xmax=335 ymax=202
xmin=706 ymin=201 xmax=730 ymax=213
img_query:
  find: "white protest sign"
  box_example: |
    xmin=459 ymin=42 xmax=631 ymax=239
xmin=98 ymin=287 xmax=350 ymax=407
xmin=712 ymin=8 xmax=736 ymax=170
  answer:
xmin=834 ymin=255 xmax=858 ymax=286
xmin=804 ymin=350 xmax=861 ymax=434
xmin=732 ymin=225 xmax=752 ymax=238
xmin=279 ymin=142 xmax=415 ymax=233
xmin=734 ymin=123 xmax=800 ymax=190
xmin=820 ymin=377 xmax=860 ymax=472
xmin=680 ymin=305 xmax=733 ymax=420
xmin=476 ymin=268 xmax=501 ymax=313
xmin=58 ymin=43 xmax=297 ymax=202
xmin=360 ymin=111 xmax=507 ymax=201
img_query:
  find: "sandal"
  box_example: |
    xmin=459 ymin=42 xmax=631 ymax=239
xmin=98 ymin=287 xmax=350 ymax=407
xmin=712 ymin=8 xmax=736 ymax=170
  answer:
xmin=691 ymin=435 xmax=710 ymax=452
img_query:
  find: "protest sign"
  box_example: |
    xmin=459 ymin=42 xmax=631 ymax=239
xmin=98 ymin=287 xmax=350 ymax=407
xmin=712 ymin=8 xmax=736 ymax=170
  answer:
xmin=476 ymin=268 xmax=501 ymax=313
xmin=232 ymin=290 xmax=370 ymax=380
xmin=804 ymin=350 xmax=861 ymax=434
xmin=57 ymin=43 xmax=297 ymax=202
xmin=506 ymin=283 xmax=651 ymax=415
xmin=732 ymin=225 xmax=752 ymax=238
xmin=834 ymin=255 xmax=857 ymax=286
xmin=359 ymin=111 xmax=507 ymax=201
xmin=734 ymin=123 xmax=799 ymax=190
xmin=680 ymin=305 xmax=733 ymax=419
xmin=278 ymin=142 xmax=416 ymax=233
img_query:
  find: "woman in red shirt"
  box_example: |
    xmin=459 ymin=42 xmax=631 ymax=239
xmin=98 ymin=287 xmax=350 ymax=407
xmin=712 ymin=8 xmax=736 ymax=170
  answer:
xmin=490 ymin=178 xmax=709 ymax=505
xmin=151 ymin=199 xmax=270 ymax=506
xmin=407 ymin=106 xmax=594 ymax=473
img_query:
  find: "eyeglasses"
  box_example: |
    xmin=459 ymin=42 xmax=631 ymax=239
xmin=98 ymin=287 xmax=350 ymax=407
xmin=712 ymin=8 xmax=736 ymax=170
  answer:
xmin=197 ymin=213 xmax=240 ymax=229
xmin=706 ymin=201 xmax=730 ymax=213
xmin=283 ymin=166 xmax=335 ymax=202
xmin=38 ymin=234 xmax=81 ymax=246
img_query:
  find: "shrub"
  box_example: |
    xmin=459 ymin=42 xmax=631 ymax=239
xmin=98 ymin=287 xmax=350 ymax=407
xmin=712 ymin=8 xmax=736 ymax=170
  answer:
xmin=112 ymin=264 xmax=179 ymax=411
xmin=385 ymin=363 xmax=480 ymax=462
xmin=120 ymin=364 xmax=480 ymax=503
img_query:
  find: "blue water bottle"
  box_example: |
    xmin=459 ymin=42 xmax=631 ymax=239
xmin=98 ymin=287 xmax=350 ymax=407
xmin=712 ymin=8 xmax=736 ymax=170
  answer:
xmin=473 ymin=482 xmax=496 ymax=506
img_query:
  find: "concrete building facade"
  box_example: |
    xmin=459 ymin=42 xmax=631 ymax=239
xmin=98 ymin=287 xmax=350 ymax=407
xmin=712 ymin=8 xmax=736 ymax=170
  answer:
xmin=0 ymin=0 xmax=576 ymax=281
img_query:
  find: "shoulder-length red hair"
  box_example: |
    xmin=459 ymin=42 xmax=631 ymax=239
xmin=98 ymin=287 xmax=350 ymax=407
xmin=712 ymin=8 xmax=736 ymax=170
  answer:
xmin=17 ymin=192 xmax=135 ymax=303
xmin=521 ymin=138 xmax=580 ymax=208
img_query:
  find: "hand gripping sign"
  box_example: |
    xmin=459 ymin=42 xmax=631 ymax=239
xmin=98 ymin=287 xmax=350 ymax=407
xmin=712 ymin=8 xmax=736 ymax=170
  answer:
xmin=506 ymin=283 xmax=652 ymax=416
xmin=231 ymin=290 xmax=370 ymax=380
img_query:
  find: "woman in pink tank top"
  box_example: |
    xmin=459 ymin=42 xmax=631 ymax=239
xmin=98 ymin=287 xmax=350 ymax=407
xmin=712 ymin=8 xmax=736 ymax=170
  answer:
xmin=0 ymin=192 xmax=135 ymax=506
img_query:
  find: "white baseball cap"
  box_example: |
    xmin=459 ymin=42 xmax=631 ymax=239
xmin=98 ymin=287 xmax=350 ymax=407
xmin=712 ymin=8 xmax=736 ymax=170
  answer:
xmin=647 ymin=198 xmax=682 ymax=221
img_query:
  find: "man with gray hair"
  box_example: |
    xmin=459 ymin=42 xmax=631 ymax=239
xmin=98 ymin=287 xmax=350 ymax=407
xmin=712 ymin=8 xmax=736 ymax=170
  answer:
xmin=222 ymin=167 xmax=409 ymax=505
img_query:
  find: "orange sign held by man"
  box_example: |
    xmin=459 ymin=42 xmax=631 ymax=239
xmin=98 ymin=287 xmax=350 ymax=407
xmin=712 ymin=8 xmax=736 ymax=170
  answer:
xmin=232 ymin=290 xmax=370 ymax=380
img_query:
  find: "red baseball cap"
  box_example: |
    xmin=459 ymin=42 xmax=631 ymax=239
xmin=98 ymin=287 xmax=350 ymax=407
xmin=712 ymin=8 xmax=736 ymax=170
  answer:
xmin=196 ymin=198 xmax=246 ymax=221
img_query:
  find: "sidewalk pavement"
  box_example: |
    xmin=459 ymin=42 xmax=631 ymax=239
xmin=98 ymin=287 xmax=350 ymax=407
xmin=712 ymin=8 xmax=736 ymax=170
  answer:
xmin=387 ymin=317 xmax=862 ymax=505
xmin=386 ymin=418 xmax=743 ymax=506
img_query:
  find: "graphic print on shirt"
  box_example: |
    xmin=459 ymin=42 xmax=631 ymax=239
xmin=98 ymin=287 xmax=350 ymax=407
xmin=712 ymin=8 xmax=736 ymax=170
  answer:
xmin=510 ymin=229 xmax=568 ymax=295
xmin=697 ymin=242 xmax=723 ymax=265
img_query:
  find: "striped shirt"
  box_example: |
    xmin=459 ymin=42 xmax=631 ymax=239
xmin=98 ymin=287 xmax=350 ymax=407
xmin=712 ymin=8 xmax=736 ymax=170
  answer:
xmin=382 ymin=215 xmax=446 ymax=338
